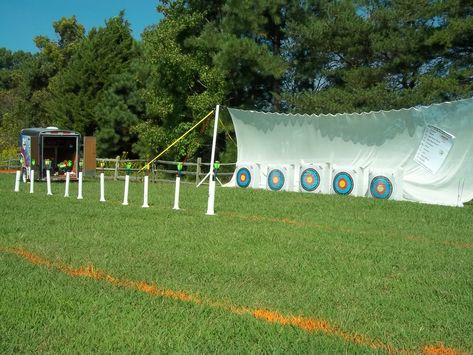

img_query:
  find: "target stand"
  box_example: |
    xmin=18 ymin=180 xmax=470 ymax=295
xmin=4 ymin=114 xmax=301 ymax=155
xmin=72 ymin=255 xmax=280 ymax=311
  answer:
xmin=367 ymin=170 xmax=402 ymax=200
xmin=299 ymin=164 xmax=326 ymax=193
xmin=331 ymin=167 xmax=360 ymax=196
xmin=267 ymin=165 xmax=291 ymax=191
xmin=234 ymin=163 xmax=260 ymax=189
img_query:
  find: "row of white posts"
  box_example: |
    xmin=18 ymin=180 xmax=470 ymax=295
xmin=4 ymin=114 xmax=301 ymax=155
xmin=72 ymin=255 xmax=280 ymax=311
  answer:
xmin=14 ymin=170 xmax=182 ymax=210
xmin=13 ymin=104 xmax=222 ymax=214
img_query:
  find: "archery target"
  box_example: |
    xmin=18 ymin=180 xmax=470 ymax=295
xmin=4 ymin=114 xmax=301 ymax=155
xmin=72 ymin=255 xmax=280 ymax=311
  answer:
xmin=300 ymin=168 xmax=321 ymax=192
xmin=268 ymin=169 xmax=285 ymax=191
xmin=332 ymin=171 xmax=354 ymax=195
xmin=234 ymin=163 xmax=260 ymax=188
xmin=369 ymin=175 xmax=393 ymax=199
xmin=236 ymin=167 xmax=251 ymax=188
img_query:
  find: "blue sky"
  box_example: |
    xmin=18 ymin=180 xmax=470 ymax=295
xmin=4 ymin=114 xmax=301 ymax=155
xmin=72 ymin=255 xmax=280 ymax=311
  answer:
xmin=0 ymin=0 xmax=163 ymax=53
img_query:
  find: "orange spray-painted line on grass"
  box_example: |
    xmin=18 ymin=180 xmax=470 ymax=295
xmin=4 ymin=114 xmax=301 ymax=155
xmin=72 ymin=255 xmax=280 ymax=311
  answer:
xmin=1 ymin=246 xmax=461 ymax=354
xmin=7 ymin=247 xmax=201 ymax=304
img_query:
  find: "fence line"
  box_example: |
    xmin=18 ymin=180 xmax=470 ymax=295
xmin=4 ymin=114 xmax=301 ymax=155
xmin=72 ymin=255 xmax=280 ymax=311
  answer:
xmin=96 ymin=156 xmax=235 ymax=185
xmin=0 ymin=157 xmax=236 ymax=185
xmin=0 ymin=158 xmax=21 ymax=170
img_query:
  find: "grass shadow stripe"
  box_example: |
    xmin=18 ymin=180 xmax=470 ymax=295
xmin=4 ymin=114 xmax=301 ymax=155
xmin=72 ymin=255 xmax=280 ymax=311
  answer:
xmin=220 ymin=211 xmax=472 ymax=251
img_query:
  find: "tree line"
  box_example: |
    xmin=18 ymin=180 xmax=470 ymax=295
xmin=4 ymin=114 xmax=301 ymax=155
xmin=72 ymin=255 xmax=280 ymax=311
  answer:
xmin=1 ymin=0 xmax=471 ymax=161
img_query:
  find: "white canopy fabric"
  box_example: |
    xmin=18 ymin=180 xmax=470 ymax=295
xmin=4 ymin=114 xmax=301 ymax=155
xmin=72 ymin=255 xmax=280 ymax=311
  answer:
xmin=228 ymin=98 xmax=473 ymax=206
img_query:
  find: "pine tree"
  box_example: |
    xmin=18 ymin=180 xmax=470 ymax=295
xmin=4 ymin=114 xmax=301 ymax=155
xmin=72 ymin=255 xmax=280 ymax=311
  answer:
xmin=47 ymin=12 xmax=142 ymax=156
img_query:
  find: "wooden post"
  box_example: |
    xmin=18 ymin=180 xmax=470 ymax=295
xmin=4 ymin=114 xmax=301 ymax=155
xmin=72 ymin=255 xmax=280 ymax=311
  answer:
xmin=114 ymin=156 xmax=120 ymax=181
xmin=196 ymin=157 xmax=202 ymax=185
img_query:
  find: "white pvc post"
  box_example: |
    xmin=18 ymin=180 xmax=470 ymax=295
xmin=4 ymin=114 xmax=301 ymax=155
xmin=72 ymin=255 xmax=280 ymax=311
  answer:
xmin=46 ymin=170 xmax=53 ymax=195
xmin=100 ymin=172 xmax=106 ymax=202
xmin=77 ymin=172 xmax=83 ymax=199
xmin=29 ymin=169 xmax=34 ymax=193
xmin=206 ymin=104 xmax=220 ymax=215
xmin=14 ymin=170 xmax=21 ymax=192
xmin=173 ymin=175 xmax=181 ymax=210
xmin=142 ymin=175 xmax=149 ymax=208
xmin=64 ymin=172 xmax=70 ymax=197
xmin=22 ymin=168 xmax=27 ymax=183
xmin=122 ymin=175 xmax=130 ymax=205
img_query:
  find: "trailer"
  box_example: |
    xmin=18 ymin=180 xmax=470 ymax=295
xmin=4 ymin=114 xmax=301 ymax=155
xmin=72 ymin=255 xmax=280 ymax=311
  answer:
xmin=19 ymin=127 xmax=95 ymax=180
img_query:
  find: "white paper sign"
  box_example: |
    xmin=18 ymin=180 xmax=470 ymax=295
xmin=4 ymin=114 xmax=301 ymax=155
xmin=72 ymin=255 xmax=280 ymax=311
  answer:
xmin=414 ymin=125 xmax=455 ymax=174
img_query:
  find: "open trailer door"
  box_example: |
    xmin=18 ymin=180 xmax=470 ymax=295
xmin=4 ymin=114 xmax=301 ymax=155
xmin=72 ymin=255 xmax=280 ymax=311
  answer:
xmin=83 ymin=136 xmax=96 ymax=177
xmin=41 ymin=131 xmax=80 ymax=180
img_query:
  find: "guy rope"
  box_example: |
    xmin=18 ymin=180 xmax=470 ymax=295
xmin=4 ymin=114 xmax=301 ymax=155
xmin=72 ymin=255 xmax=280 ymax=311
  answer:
xmin=137 ymin=110 xmax=214 ymax=173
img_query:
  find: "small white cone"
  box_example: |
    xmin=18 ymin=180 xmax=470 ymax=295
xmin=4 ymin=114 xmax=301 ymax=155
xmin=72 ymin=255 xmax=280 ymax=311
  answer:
xmin=77 ymin=172 xmax=83 ymax=199
xmin=142 ymin=175 xmax=149 ymax=208
xmin=29 ymin=170 xmax=34 ymax=193
xmin=206 ymin=177 xmax=216 ymax=215
xmin=46 ymin=170 xmax=53 ymax=195
xmin=173 ymin=176 xmax=181 ymax=210
xmin=122 ymin=175 xmax=130 ymax=205
xmin=14 ymin=170 xmax=21 ymax=192
xmin=64 ymin=172 xmax=70 ymax=197
xmin=99 ymin=172 xmax=106 ymax=202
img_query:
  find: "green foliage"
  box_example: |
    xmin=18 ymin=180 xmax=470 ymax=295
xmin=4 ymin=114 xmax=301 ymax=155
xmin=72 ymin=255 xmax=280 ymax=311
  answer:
xmin=284 ymin=0 xmax=473 ymax=114
xmin=0 ymin=146 xmax=18 ymax=161
xmin=34 ymin=16 xmax=85 ymax=70
xmin=1 ymin=1 xmax=472 ymax=159
xmin=46 ymin=13 xmax=142 ymax=157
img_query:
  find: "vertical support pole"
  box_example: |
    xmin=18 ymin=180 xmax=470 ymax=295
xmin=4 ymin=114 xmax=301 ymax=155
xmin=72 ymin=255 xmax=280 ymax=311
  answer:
xmin=142 ymin=175 xmax=149 ymax=208
xmin=46 ymin=170 xmax=52 ymax=195
xmin=14 ymin=170 xmax=21 ymax=192
xmin=30 ymin=169 xmax=35 ymax=193
xmin=114 ymin=155 xmax=120 ymax=181
xmin=206 ymin=105 xmax=220 ymax=215
xmin=122 ymin=174 xmax=130 ymax=205
xmin=99 ymin=172 xmax=106 ymax=202
xmin=64 ymin=172 xmax=70 ymax=197
xmin=77 ymin=171 xmax=83 ymax=199
xmin=196 ymin=157 xmax=202 ymax=185
xmin=173 ymin=176 xmax=181 ymax=210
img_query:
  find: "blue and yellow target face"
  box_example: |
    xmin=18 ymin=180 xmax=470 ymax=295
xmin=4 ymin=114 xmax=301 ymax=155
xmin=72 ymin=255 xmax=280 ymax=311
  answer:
xmin=370 ymin=176 xmax=393 ymax=199
xmin=268 ymin=169 xmax=285 ymax=191
xmin=236 ymin=167 xmax=251 ymax=188
xmin=333 ymin=172 xmax=354 ymax=195
xmin=300 ymin=168 xmax=320 ymax=192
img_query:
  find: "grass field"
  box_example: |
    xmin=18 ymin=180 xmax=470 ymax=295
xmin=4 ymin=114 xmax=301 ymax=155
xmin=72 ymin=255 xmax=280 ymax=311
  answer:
xmin=0 ymin=173 xmax=472 ymax=354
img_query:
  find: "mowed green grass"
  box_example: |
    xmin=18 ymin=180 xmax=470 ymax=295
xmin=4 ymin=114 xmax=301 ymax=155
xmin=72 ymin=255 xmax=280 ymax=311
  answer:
xmin=0 ymin=173 xmax=472 ymax=353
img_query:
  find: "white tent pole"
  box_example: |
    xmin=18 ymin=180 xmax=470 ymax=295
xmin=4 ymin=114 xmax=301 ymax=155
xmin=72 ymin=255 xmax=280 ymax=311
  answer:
xmin=122 ymin=174 xmax=130 ymax=205
xmin=196 ymin=172 xmax=210 ymax=187
xmin=99 ymin=172 xmax=106 ymax=202
xmin=46 ymin=170 xmax=53 ymax=195
xmin=173 ymin=175 xmax=181 ymax=210
xmin=64 ymin=172 xmax=70 ymax=197
xmin=29 ymin=169 xmax=34 ymax=193
xmin=142 ymin=175 xmax=149 ymax=208
xmin=206 ymin=104 xmax=220 ymax=215
xmin=77 ymin=171 xmax=83 ymax=199
xmin=14 ymin=170 xmax=21 ymax=192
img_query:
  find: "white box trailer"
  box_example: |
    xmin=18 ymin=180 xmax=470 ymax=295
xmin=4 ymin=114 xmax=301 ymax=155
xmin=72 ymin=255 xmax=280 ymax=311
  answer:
xmin=19 ymin=127 xmax=96 ymax=180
